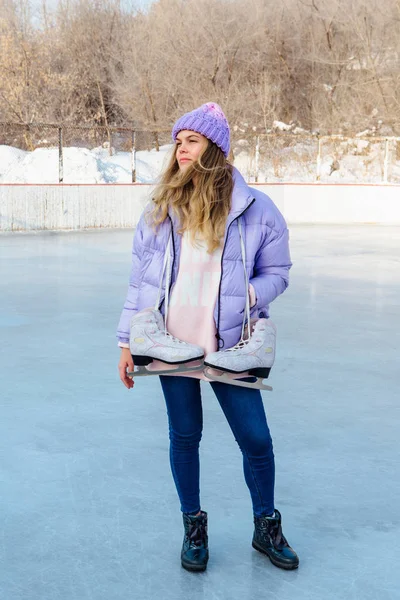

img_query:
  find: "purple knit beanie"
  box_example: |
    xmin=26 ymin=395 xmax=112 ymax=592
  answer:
xmin=172 ymin=102 xmax=230 ymax=158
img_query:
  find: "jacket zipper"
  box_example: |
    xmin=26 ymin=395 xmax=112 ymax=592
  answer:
xmin=168 ymin=216 xmax=176 ymax=298
xmin=215 ymin=198 xmax=256 ymax=350
xmin=159 ymin=215 xmax=176 ymax=313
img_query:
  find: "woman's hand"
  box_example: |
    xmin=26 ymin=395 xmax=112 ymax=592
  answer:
xmin=118 ymin=348 xmax=134 ymax=389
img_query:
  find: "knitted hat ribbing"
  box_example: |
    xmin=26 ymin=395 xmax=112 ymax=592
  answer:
xmin=172 ymin=102 xmax=230 ymax=157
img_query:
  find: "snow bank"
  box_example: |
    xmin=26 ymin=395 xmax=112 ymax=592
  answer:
xmin=0 ymin=138 xmax=399 ymax=184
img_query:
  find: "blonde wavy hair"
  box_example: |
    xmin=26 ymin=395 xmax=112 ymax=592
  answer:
xmin=147 ymin=140 xmax=234 ymax=253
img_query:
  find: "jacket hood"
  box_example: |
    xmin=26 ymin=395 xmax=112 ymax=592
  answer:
xmin=229 ymin=167 xmax=254 ymax=221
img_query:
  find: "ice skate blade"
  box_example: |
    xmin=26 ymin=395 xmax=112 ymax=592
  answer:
xmin=127 ymin=360 xmax=204 ymax=378
xmin=203 ymin=367 xmax=272 ymax=391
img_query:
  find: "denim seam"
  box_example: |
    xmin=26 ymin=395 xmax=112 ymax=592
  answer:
xmin=225 ymin=417 xmax=266 ymax=516
xmin=169 ymin=443 xmax=182 ymax=508
xmin=169 ymin=426 xmax=202 ymax=514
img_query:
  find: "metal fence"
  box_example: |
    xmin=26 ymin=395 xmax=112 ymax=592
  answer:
xmin=1 ymin=122 xmax=399 ymax=184
xmin=249 ymin=133 xmax=400 ymax=184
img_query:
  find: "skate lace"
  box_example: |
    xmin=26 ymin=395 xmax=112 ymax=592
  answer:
xmin=163 ymin=331 xmax=187 ymax=344
xmin=227 ymin=325 xmax=265 ymax=352
xmin=146 ymin=319 xmax=188 ymax=345
xmin=226 ymin=338 xmax=250 ymax=352
xmin=238 ymin=219 xmax=252 ymax=344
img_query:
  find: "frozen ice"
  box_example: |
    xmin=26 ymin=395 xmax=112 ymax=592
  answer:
xmin=0 ymin=225 xmax=399 ymax=599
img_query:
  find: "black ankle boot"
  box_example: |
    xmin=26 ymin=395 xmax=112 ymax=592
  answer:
xmin=181 ymin=511 xmax=209 ymax=572
xmin=252 ymin=509 xmax=299 ymax=570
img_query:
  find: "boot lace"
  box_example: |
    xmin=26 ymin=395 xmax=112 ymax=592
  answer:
xmin=187 ymin=518 xmax=207 ymax=548
xmin=259 ymin=516 xmax=288 ymax=550
xmin=270 ymin=521 xmax=288 ymax=550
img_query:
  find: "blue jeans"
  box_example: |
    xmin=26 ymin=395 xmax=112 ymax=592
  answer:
xmin=159 ymin=376 xmax=275 ymax=517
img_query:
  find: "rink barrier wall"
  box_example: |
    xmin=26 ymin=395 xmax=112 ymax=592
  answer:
xmin=1 ymin=183 xmax=400 ymax=231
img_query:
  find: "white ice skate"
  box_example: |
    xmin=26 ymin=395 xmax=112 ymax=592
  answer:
xmin=127 ymin=234 xmax=204 ymax=378
xmin=203 ymin=319 xmax=275 ymax=390
xmin=203 ymin=219 xmax=275 ymax=391
xmin=128 ymin=308 xmax=204 ymax=377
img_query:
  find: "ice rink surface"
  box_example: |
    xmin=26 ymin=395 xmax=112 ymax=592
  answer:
xmin=1 ymin=225 xmax=399 ymax=600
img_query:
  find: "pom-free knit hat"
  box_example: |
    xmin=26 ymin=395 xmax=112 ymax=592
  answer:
xmin=172 ymin=102 xmax=230 ymax=157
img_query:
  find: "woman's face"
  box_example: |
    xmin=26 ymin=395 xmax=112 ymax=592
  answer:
xmin=175 ymin=130 xmax=208 ymax=171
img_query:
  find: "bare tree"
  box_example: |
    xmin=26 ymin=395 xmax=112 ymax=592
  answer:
xmin=1 ymin=0 xmax=400 ymax=139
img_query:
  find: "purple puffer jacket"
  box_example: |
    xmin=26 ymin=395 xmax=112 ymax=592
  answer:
xmin=117 ymin=168 xmax=292 ymax=349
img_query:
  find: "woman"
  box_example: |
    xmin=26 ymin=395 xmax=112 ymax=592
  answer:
xmin=117 ymin=103 xmax=298 ymax=572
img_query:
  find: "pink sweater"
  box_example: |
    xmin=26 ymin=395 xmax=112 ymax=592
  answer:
xmin=162 ymin=232 xmax=223 ymax=379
